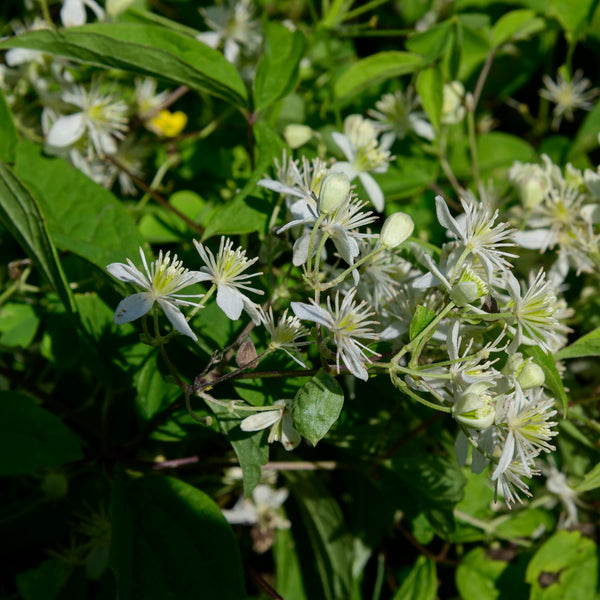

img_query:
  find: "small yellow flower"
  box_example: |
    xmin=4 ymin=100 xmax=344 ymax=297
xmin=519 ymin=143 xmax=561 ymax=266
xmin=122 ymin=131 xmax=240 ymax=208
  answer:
xmin=149 ymin=110 xmax=187 ymax=137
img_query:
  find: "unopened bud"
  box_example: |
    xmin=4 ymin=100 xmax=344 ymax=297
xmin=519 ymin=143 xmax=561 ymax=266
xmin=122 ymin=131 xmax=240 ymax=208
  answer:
xmin=516 ymin=361 xmax=545 ymax=390
xmin=520 ymin=177 xmax=546 ymax=209
xmin=41 ymin=472 xmax=68 ymax=500
xmin=380 ymin=212 xmax=414 ymax=249
xmin=318 ymin=173 xmax=350 ymax=214
xmin=453 ymin=382 xmax=496 ymax=430
xmin=284 ymin=124 xmax=313 ymax=149
xmin=451 ymin=281 xmax=478 ymax=306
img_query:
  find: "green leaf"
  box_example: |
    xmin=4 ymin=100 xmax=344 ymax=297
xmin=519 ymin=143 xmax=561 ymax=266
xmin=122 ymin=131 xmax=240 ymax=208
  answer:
xmin=526 ymin=530 xmax=598 ymax=599
xmin=491 ymin=10 xmax=546 ymax=47
xmin=109 ymin=471 xmax=246 ymax=600
xmin=285 ymin=471 xmax=353 ymax=600
xmin=524 ymin=346 xmax=568 ymax=416
xmin=569 ymin=100 xmax=600 ymax=158
xmin=548 ymin=0 xmax=599 ymax=40
xmin=292 ymin=369 xmax=344 ymax=447
xmin=0 ymin=391 xmax=83 ymax=475
xmin=0 ymin=88 xmax=17 ymax=163
xmin=556 ymin=327 xmax=600 ymax=360
xmin=378 ymin=157 xmax=439 ymax=200
xmin=14 ymin=140 xmax=144 ymax=271
xmin=334 ymin=52 xmax=424 ymax=100
xmin=392 ymin=555 xmax=437 ymax=600
xmin=0 ymin=302 xmax=39 ymax=348
xmin=405 ymin=21 xmax=453 ymax=64
xmin=0 ymin=23 xmax=247 ymax=108
xmin=574 ymin=462 xmax=600 ymax=493
xmin=0 ymin=162 xmax=77 ymax=316
xmin=16 ymin=559 xmax=70 ymax=600
xmin=253 ymin=21 xmax=306 ymax=112
xmin=202 ymin=121 xmax=283 ymax=240
xmin=204 ymin=397 xmax=269 ymax=496
xmin=456 ymin=547 xmax=514 ymax=600
xmin=274 ymin=527 xmax=309 ymax=600
xmin=134 ymin=351 xmax=181 ymax=421
xmin=416 ymin=65 xmax=443 ymax=133
xmin=409 ymin=305 xmax=436 ymax=341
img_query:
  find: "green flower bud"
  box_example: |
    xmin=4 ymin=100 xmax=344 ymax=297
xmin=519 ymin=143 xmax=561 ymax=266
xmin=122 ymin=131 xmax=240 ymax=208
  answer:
xmin=283 ymin=124 xmax=313 ymax=149
xmin=318 ymin=173 xmax=350 ymax=214
xmin=502 ymin=352 xmax=525 ymax=377
xmin=516 ymin=361 xmax=545 ymax=390
xmin=453 ymin=382 xmax=496 ymax=430
xmin=380 ymin=212 xmax=414 ymax=249
xmin=450 ymin=281 xmax=478 ymax=306
xmin=41 ymin=472 xmax=69 ymax=500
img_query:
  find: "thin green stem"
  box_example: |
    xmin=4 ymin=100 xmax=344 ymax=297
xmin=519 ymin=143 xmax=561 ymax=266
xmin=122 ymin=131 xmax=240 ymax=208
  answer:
xmin=321 ymin=245 xmax=385 ymax=291
xmin=137 ymin=153 xmax=180 ymax=211
xmin=343 ymin=0 xmax=388 ymax=22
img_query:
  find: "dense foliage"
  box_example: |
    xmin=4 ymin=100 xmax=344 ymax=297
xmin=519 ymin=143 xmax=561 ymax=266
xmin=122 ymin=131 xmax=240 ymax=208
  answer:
xmin=1 ymin=0 xmax=600 ymax=598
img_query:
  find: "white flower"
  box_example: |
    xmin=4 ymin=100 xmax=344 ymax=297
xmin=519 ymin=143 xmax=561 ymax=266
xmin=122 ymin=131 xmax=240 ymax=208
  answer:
xmin=61 ymin=0 xmax=105 ymax=27
xmin=193 ymin=237 xmax=263 ymax=322
xmin=540 ymin=70 xmax=599 ymax=129
xmin=441 ymin=81 xmax=466 ymax=124
xmin=134 ymin=77 xmax=170 ymax=120
xmin=46 ymin=79 xmax=128 ymax=157
xmin=106 ymin=248 xmax=204 ymax=340
xmin=197 ymin=0 xmax=261 ymax=64
xmin=291 ymin=289 xmax=379 ymax=381
xmin=435 ymin=194 xmax=516 ymax=282
xmin=331 ymin=115 xmax=394 ymax=212
xmin=259 ymin=307 xmax=308 ymax=367
xmin=240 ymin=399 xmax=301 ymax=450
xmin=368 ymin=88 xmax=435 ymax=141
xmin=542 ymin=458 xmax=580 ymax=528
xmin=502 ymin=270 xmax=562 ymax=353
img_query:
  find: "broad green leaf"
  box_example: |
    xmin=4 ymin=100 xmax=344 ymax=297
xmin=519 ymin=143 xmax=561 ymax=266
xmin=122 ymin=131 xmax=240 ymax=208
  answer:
xmin=556 ymin=327 xmax=600 ymax=360
xmin=285 ymin=470 xmax=353 ymax=600
xmin=16 ymin=559 xmax=70 ymax=600
xmin=526 ymin=530 xmax=598 ymax=599
xmin=253 ymin=21 xmax=306 ymax=112
xmin=0 ymin=302 xmax=39 ymax=348
xmin=134 ymin=351 xmax=181 ymax=421
xmin=524 ymin=346 xmax=568 ymax=416
xmin=0 ymin=23 xmax=247 ymax=108
xmin=334 ymin=52 xmax=424 ymax=100
xmin=119 ymin=7 xmax=201 ymax=37
xmin=204 ymin=397 xmax=269 ymax=496
xmin=448 ymin=19 xmax=463 ymax=80
xmin=405 ymin=21 xmax=453 ymax=64
xmin=14 ymin=140 xmax=144 ymax=271
xmin=416 ymin=66 xmax=443 ymax=133
xmin=575 ymin=461 xmax=600 ymax=493
xmin=549 ymin=0 xmax=599 ymax=40
xmin=494 ymin=507 xmax=555 ymax=539
xmin=202 ymin=121 xmax=283 ymax=239
xmin=0 ymin=88 xmax=17 ymax=163
xmin=569 ymin=100 xmax=600 ymax=158
xmin=392 ymin=555 xmax=437 ymax=600
xmin=456 ymin=547 xmax=523 ymax=600
xmin=378 ymin=158 xmax=439 ymax=201
xmin=109 ymin=471 xmax=246 ymax=600
xmin=274 ymin=526 xmax=309 ymax=600
xmin=0 ymin=162 xmax=77 ymax=316
xmin=491 ymin=10 xmax=546 ymax=48
xmin=292 ymin=369 xmax=344 ymax=446
xmin=0 ymin=391 xmax=83 ymax=475
xmin=409 ymin=305 xmax=436 ymax=341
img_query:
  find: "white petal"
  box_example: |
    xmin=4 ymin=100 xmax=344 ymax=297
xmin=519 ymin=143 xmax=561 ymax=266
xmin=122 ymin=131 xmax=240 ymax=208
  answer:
xmin=242 ymin=297 xmax=262 ymax=325
xmin=106 ymin=261 xmax=149 ymax=288
xmin=331 ymin=132 xmax=355 ymax=162
xmin=240 ymin=410 xmax=282 ymax=432
xmin=410 ymin=115 xmax=435 ymax=141
xmin=61 ymin=0 xmax=86 ymax=27
xmin=292 ymin=234 xmax=311 ymax=266
xmin=254 ymin=485 xmax=289 ymax=508
xmin=158 ymin=299 xmax=197 ymax=340
xmin=512 ymin=229 xmax=553 ymax=250
xmin=224 ymin=39 xmax=240 ymax=64
xmin=222 ymin=500 xmax=257 ymax=524
xmin=47 ymin=113 xmax=86 ymax=148
xmin=216 ymin=285 xmax=244 ymax=320
xmin=280 ymin=413 xmax=301 ymax=450
xmin=196 ymin=31 xmax=221 ymax=49
xmin=113 ymin=292 xmax=154 ymax=324
xmin=330 ymin=160 xmax=357 ymax=182
xmin=435 ymin=195 xmax=461 ymax=238
xmin=257 ymin=179 xmax=304 ymax=198
xmin=358 ymin=172 xmax=384 ymax=212
xmin=82 ymin=0 xmax=105 ymax=20
xmin=290 ymin=301 xmax=331 ymax=328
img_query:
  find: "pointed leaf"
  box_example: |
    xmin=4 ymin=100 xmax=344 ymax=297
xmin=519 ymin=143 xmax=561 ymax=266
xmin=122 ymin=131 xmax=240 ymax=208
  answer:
xmin=292 ymin=369 xmax=344 ymax=446
xmin=0 ymin=23 xmax=247 ymax=108
xmin=109 ymin=471 xmax=246 ymax=600
xmin=556 ymin=327 xmax=600 ymax=360
xmin=416 ymin=65 xmax=443 ymax=133
xmin=0 ymin=89 xmax=17 ymax=162
xmin=392 ymin=555 xmax=437 ymax=600
xmin=0 ymin=162 xmax=77 ymax=316
xmin=409 ymin=305 xmax=436 ymax=341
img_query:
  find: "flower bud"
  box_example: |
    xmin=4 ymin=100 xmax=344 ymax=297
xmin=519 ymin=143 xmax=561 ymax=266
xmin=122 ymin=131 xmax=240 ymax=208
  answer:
xmin=502 ymin=352 xmax=524 ymax=377
xmin=284 ymin=124 xmax=313 ymax=149
xmin=441 ymin=81 xmax=466 ymax=125
xmin=380 ymin=212 xmax=414 ymax=249
xmin=41 ymin=472 xmax=69 ymax=500
xmin=450 ymin=281 xmax=478 ymax=306
xmin=318 ymin=173 xmax=350 ymax=214
xmin=516 ymin=361 xmax=545 ymax=390
xmin=453 ymin=382 xmax=496 ymax=430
